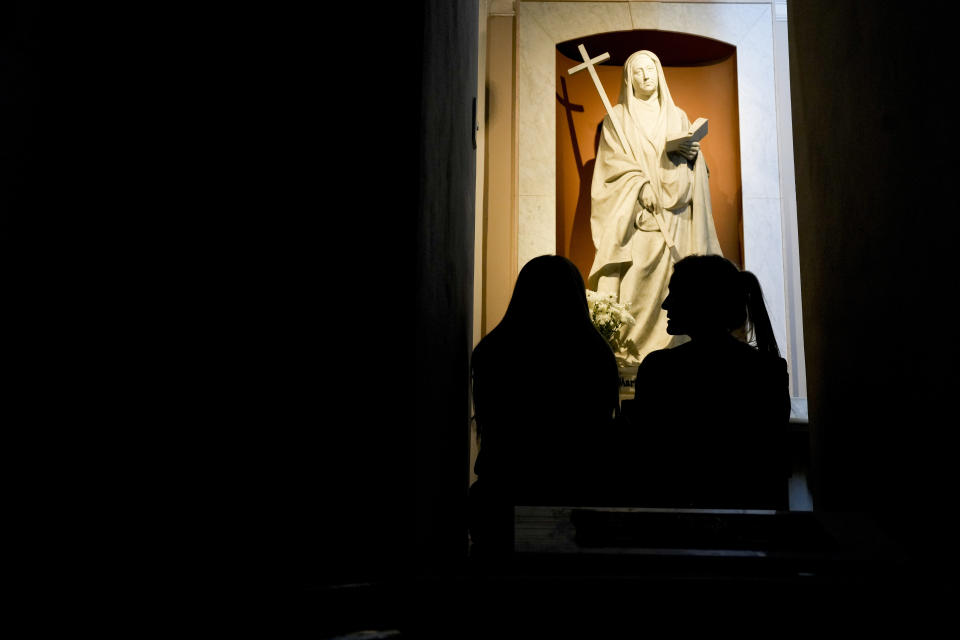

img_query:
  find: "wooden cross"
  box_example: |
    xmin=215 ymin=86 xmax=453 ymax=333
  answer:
xmin=567 ymin=44 xmax=634 ymax=158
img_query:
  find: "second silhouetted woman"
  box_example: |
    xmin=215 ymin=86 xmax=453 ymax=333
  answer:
xmin=623 ymin=254 xmax=790 ymax=509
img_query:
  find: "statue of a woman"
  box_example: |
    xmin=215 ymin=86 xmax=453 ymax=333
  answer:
xmin=589 ymin=50 xmax=722 ymax=365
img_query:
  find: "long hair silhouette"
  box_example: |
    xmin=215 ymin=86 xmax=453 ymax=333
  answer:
xmin=470 ymin=254 xmax=619 ymax=506
xmin=667 ymin=254 xmax=780 ymax=356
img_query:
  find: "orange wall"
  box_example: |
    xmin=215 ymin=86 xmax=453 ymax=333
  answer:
xmin=556 ymin=51 xmax=743 ymax=286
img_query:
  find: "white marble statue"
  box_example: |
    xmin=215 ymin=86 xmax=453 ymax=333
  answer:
xmin=588 ymin=50 xmax=722 ymax=365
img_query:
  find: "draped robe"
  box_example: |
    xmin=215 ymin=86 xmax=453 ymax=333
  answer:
xmin=588 ymin=51 xmax=722 ymax=365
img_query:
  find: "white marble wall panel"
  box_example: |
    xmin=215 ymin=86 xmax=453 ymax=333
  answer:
xmin=627 ymin=1 xmax=661 ymax=29
xmin=736 ymin=12 xmax=780 ymax=199
xmin=523 ymin=1 xmax=632 ymax=44
xmin=519 ymin=195 xmax=557 ymax=265
xmin=743 ymin=196 xmax=788 ymax=358
xmin=773 ymin=10 xmax=806 ymax=398
xmin=654 ymin=2 xmax=767 ymax=46
xmin=518 ymin=15 xmax=556 ymax=197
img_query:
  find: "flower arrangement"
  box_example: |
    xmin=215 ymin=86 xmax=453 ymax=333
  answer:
xmin=585 ymin=289 xmax=636 ymax=355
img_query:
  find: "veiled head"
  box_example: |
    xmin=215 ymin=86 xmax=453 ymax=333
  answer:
xmin=619 ymin=50 xmax=672 ymax=107
xmin=629 ymin=53 xmax=658 ymax=99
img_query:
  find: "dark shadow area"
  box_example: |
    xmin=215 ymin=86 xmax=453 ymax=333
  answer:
xmin=10 ymin=2 xmax=950 ymax=635
xmin=555 ymin=76 xmax=585 ymax=260
xmin=556 ymin=77 xmax=585 ymax=165
xmin=569 ymin=124 xmax=603 ymax=277
xmin=571 ymin=509 xmax=838 ymax=552
xmin=0 ymin=6 xmax=33 ymax=217
xmin=308 ymin=3 xmax=954 ymax=633
xmin=555 ymin=77 xmax=599 ymax=278
xmin=557 ymin=30 xmax=735 ymax=67
xmin=469 ymin=254 xmax=793 ymax=566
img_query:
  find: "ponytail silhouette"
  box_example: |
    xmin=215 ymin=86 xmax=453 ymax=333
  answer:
xmin=666 ymin=254 xmax=780 ymax=356
xmin=740 ymin=270 xmax=780 ymax=358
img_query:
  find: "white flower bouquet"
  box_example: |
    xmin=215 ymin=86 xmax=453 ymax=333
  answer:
xmin=585 ymin=289 xmax=636 ymax=354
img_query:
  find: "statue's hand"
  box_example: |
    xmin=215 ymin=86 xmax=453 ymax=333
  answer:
xmin=675 ymin=140 xmax=700 ymax=161
xmin=639 ymin=182 xmax=657 ymax=212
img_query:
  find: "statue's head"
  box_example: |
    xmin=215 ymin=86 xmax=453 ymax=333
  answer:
xmin=629 ymin=53 xmax=659 ymax=100
xmin=620 ymin=50 xmax=669 ymax=107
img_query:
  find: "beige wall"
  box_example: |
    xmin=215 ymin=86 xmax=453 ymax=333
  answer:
xmin=481 ymin=13 xmax=519 ymax=337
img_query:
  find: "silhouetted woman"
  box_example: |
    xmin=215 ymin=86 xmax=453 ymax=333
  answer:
xmin=623 ymin=254 xmax=790 ymax=509
xmin=469 ymin=255 xmax=620 ymax=551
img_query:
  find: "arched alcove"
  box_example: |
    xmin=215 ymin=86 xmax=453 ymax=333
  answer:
xmin=555 ymin=30 xmax=742 ymax=287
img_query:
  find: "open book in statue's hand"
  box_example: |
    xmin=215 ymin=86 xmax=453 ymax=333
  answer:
xmin=665 ymin=117 xmax=708 ymax=153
